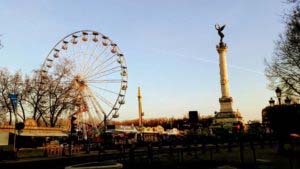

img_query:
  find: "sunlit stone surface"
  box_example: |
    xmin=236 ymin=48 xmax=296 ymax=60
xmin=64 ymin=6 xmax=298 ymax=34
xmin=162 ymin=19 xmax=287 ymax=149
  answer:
xmin=213 ymin=42 xmax=243 ymax=129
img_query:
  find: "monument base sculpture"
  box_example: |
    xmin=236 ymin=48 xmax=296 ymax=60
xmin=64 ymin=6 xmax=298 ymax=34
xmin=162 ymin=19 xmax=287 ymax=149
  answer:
xmin=213 ymin=110 xmax=243 ymax=129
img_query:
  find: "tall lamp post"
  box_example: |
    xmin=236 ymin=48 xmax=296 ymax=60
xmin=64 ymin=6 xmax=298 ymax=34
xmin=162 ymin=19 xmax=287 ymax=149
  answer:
xmin=269 ymin=97 xmax=275 ymax=106
xmin=275 ymin=87 xmax=282 ymax=105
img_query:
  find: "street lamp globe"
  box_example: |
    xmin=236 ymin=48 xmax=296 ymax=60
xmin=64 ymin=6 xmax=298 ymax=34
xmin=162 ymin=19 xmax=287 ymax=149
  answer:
xmin=269 ymin=97 xmax=275 ymax=106
xmin=284 ymin=96 xmax=291 ymax=104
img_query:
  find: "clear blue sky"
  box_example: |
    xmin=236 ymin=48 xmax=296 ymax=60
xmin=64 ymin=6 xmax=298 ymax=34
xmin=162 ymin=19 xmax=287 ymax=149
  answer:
xmin=0 ymin=0 xmax=290 ymax=121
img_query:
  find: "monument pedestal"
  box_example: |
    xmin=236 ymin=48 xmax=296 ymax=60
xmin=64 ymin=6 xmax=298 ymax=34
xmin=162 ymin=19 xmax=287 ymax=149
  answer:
xmin=214 ymin=110 xmax=243 ymax=129
xmin=219 ymin=96 xmax=233 ymax=112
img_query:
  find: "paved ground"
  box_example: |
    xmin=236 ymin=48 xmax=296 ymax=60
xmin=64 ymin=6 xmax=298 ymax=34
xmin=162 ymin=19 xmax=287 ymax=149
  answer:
xmin=0 ymin=144 xmax=299 ymax=169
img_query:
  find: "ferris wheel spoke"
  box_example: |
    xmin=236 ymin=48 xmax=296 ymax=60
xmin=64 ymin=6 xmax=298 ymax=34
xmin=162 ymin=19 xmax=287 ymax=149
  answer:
xmin=77 ymin=37 xmax=85 ymax=60
xmin=83 ymin=38 xmax=92 ymax=56
xmin=79 ymin=53 xmax=92 ymax=75
xmin=71 ymin=38 xmax=84 ymax=60
xmin=86 ymin=79 xmax=123 ymax=83
xmin=81 ymin=95 xmax=97 ymax=120
xmin=69 ymin=67 xmax=79 ymax=78
xmin=100 ymin=48 xmax=115 ymax=62
xmin=94 ymin=94 xmax=114 ymax=108
xmin=71 ymin=40 xmax=84 ymax=62
xmin=84 ymin=45 xmax=110 ymax=72
xmin=80 ymin=38 xmax=94 ymax=74
xmin=92 ymin=51 xmax=117 ymax=68
xmin=83 ymin=105 xmax=98 ymax=127
xmin=97 ymin=58 xmax=119 ymax=72
xmin=60 ymin=51 xmax=76 ymax=76
xmin=87 ymin=69 xmax=122 ymax=81
xmin=69 ymin=38 xmax=88 ymax=75
xmin=69 ymin=40 xmax=77 ymax=59
xmin=89 ymin=98 xmax=106 ymax=122
xmin=87 ymin=93 xmax=110 ymax=122
xmin=71 ymin=51 xmax=88 ymax=76
xmin=59 ymin=81 xmax=72 ymax=85
xmin=88 ymin=84 xmax=120 ymax=95
xmin=81 ymin=42 xmax=101 ymax=75
xmin=67 ymin=42 xmax=85 ymax=75
xmin=62 ymin=45 xmax=74 ymax=61
xmin=84 ymin=58 xmax=122 ymax=78
xmin=74 ymin=51 xmax=87 ymax=73
xmin=99 ymin=65 xmax=121 ymax=74
xmin=82 ymin=46 xmax=112 ymax=77
xmin=96 ymin=44 xmax=109 ymax=58
xmin=87 ymin=53 xmax=117 ymax=75
xmin=85 ymin=95 xmax=104 ymax=124
xmin=86 ymin=65 xmax=121 ymax=80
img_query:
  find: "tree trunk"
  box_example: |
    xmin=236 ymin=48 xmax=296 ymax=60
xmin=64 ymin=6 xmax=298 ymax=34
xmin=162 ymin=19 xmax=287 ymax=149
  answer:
xmin=19 ymin=100 xmax=26 ymax=121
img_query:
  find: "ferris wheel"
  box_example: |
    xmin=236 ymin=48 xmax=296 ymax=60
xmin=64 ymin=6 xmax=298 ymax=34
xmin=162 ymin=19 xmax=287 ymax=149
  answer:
xmin=39 ymin=30 xmax=128 ymax=130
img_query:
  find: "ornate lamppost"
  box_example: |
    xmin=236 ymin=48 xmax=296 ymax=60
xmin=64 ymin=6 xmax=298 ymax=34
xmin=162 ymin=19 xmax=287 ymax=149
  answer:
xmin=284 ymin=96 xmax=291 ymax=104
xmin=270 ymin=88 xmax=292 ymax=105
xmin=275 ymin=87 xmax=282 ymax=105
xmin=269 ymin=97 xmax=275 ymax=106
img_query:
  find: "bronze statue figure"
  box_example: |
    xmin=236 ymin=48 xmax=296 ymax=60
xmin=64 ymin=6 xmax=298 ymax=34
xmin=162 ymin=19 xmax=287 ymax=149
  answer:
xmin=215 ymin=24 xmax=226 ymax=43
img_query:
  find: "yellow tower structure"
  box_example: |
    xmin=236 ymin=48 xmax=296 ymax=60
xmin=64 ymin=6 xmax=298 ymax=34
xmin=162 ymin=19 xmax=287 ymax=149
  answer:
xmin=138 ymin=86 xmax=144 ymax=126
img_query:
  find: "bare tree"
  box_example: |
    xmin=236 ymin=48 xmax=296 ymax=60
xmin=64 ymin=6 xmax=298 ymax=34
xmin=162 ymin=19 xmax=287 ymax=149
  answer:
xmin=22 ymin=59 xmax=78 ymax=127
xmin=46 ymin=60 xmax=79 ymax=127
xmin=10 ymin=70 xmax=26 ymax=121
xmin=45 ymin=61 xmax=77 ymax=127
xmin=265 ymin=4 xmax=300 ymax=97
xmin=0 ymin=58 xmax=78 ymax=127
xmin=0 ymin=69 xmax=13 ymax=124
xmin=0 ymin=69 xmax=26 ymax=124
xmin=22 ymin=72 xmax=48 ymax=125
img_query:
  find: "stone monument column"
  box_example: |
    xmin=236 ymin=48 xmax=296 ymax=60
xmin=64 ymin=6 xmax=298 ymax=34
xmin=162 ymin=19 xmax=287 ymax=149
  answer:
xmin=217 ymin=45 xmax=230 ymax=97
xmin=213 ymin=24 xmax=243 ymax=128
xmin=217 ymin=43 xmax=233 ymax=113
